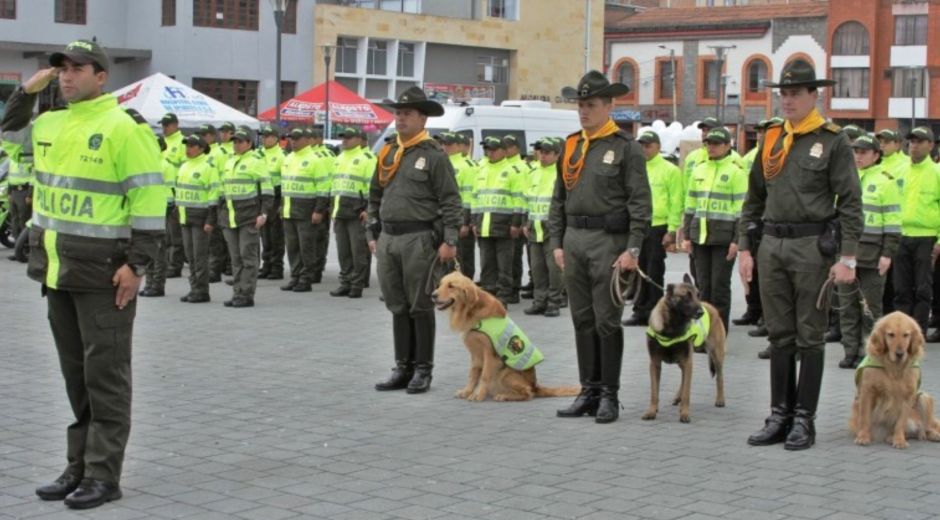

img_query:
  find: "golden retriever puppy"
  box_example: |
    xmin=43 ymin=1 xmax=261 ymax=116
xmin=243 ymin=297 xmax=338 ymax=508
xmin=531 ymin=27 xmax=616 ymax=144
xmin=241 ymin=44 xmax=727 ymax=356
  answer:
xmin=849 ymin=311 xmax=940 ymax=449
xmin=431 ymin=271 xmax=579 ymax=402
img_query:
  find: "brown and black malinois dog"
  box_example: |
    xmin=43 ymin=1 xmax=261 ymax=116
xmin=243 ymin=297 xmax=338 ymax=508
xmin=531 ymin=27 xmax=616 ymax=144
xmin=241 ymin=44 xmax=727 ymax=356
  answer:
xmin=642 ymin=274 xmax=726 ymax=423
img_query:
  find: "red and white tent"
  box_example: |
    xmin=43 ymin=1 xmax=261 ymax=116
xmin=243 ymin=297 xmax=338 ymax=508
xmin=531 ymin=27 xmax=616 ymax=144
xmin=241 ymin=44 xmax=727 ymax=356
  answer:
xmin=258 ymin=81 xmax=393 ymax=126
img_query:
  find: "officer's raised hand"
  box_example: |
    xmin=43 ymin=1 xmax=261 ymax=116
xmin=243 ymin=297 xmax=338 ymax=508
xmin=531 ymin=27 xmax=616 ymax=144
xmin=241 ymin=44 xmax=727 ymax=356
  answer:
xmin=23 ymin=68 xmax=60 ymax=94
xmin=113 ymin=265 xmax=142 ymax=310
xmin=613 ymin=248 xmax=639 ymax=272
xmin=830 ymin=256 xmax=856 ymax=284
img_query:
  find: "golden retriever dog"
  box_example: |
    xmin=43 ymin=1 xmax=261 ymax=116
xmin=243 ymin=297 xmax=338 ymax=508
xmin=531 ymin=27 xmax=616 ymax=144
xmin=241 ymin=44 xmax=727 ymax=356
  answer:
xmin=431 ymin=271 xmax=579 ymax=402
xmin=643 ymin=275 xmax=726 ymax=423
xmin=849 ymin=311 xmax=940 ymax=449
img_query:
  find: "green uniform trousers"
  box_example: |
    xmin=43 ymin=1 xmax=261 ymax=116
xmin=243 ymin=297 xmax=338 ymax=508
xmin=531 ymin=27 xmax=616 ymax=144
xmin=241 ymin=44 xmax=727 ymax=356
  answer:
xmin=181 ymin=224 xmax=211 ymax=298
xmin=208 ymin=226 xmax=230 ymax=276
xmin=479 ymin=236 xmax=514 ymax=298
xmin=334 ymin=217 xmax=369 ymax=290
xmin=223 ymin=226 xmax=261 ymax=300
xmin=457 ymin=233 xmax=476 ymax=280
xmin=377 ymin=230 xmax=437 ymax=315
xmin=563 ymin=228 xmax=628 ymax=337
xmin=315 ymin=214 xmax=330 ymax=277
xmin=166 ymin=206 xmax=184 ymax=273
xmin=839 ymin=266 xmax=885 ymax=358
xmin=261 ymin=191 xmax=285 ymax=273
xmin=283 ymin=218 xmax=319 ymax=284
xmin=8 ymin=185 xmax=31 ymax=241
xmin=758 ymin=235 xmax=832 ymax=353
xmin=512 ymin=235 xmax=526 ymax=291
xmin=530 ymin=239 xmax=564 ymax=308
xmin=47 ymin=288 xmax=134 ymax=485
xmin=143 ymin=221 xmax=168 ymax=291
xmin=691 ymin=243 xmax=735 ymax=331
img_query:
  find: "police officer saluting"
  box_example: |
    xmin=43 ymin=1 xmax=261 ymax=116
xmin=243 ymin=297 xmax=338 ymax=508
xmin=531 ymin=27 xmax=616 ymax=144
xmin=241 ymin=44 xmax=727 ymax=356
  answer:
xmin=1 ymin=39 xmax=166 ymax=508
xmin=369 ymin=87 xmax=462 ymax=394
xmin=740 ymin=60 xmax=863 ymax=450
xmin=550 ymin=71 xmax=651 ymax=424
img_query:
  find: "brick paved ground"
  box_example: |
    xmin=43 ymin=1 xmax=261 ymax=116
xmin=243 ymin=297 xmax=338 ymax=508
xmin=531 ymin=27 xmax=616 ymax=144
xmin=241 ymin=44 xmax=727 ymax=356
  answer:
xmin=0 ymin=252 xmax=938 ymax=520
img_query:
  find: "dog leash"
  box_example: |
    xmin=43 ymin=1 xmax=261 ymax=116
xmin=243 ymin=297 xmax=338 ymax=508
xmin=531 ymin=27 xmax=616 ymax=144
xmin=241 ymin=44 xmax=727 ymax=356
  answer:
xmin=422 ymin=254 xmax=461 ymax=298
xmin=816 ymin=277 xmax=874 ymax=322
xmin=610 ymin=266 xmax=663 ymax=308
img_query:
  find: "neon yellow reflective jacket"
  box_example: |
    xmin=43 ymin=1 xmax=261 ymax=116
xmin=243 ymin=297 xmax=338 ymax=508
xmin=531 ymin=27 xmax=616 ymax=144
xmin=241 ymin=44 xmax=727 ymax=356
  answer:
xmin=647 ymin=153 xmax=684 ymax=231
xmin=856 ymin=355 xmax=920 ymax=390
xmin=450 ymin=153 xmax=478 ymax=226
xmin=474 ymin=316 xmax=544 ymax=371
xmin=220 ymin=140 xmax=234 ymax=156
xmin=330 ymin=146 xmax=376 ymax=219
xmin=1 ymin=139 xmax=32 ymax=186
xmin=219 ymin=149 xmax=274 ymax=229
xmin=646 ymin=304 xmax=711 ymax=348
xmin=881 ymin=151 xmax=911 ymax=188
xmin=471 ymin=158 xmax=524 ymax=238
xmin=24 ymin=93 xmax=165 ymax=291
xmin=280 ymin=145 xmax=320 ymax=219
xmin=857 ymin=163 xmax=902 ymax=266
xmin=163 ymin=130 xmax=185 ymax=169
xmin=311 ymin=147 xmax=334 ymax=215
xmin=526 ymin=162 xmax=556 ymax=243
xmin=175 ymin=153 xmax=219 ymax=227
xmin=208 ymin=142 xmax=230 ymax=179
xmin=160 ymin=156 xmax=177 ymax=204
xmin=261 ymin=144 xmax=285 ymax=188
xmin=742 ymin=147 xmax=758 ymax=174
xmin=899 ymin=158 xmax=940 ymax=241
xmin=684 ymin=153 xmax=747 ymax=246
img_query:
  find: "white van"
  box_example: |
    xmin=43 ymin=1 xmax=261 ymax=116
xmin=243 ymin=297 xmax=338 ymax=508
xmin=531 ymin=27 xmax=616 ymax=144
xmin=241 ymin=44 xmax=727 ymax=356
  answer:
xmin=373 ymin=100 xmax=581 ymax=159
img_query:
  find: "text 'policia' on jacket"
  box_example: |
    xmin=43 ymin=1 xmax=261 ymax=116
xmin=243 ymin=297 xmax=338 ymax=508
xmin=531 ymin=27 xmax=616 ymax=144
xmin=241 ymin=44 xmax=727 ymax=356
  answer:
xmin=330 ymin=145 xmax=376 ymax=219
xmin=218 ymin=150 xmax=274 ymax=229
xmin=472 ymin=157 xmax=525 ymax=238
xmin=684 ymin=153 xmax=747 ymax=246
xmin=281 ymin=146 xmax=328 ymax=220
xmin=0 ymin=88 xmax=165 ymax=292
xmin=856 ymin=162 xmax=901 ymax=268
xmin=175 ymin=153 xmax=220 ymax=227
xmin=526 ymin=162 xmax=556 ymax=243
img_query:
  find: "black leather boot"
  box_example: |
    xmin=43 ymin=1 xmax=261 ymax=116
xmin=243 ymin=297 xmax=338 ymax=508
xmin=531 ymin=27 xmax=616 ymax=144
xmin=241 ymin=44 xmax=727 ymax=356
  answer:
xmin=824 ymin=311 xmax=842 ymax=342
xmin=595 ymin=329 xmax=624 ymax=424
xmin=375 ymin=314 xmax=414 ymax=391
xmin=785 ymin=349 xmax=824 ymax=450
xmin=35 ymin=469 xmax=83 ymax=500
xmin=64 ymin=478 xmax=122 ymax=509
xmin=557 ymin=330 xmax=600 ymax=417
xmin=407 ymin=313 xmax=435 ymax=394
xmin=748 ymin=347 xmax=797 ymax=445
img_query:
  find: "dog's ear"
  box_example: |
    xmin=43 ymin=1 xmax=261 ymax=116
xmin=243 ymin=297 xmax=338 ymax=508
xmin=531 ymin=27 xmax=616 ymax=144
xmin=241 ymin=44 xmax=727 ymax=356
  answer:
xmin=666 ymin=283 xmax=675 ymax=296
xmin=867 ymin=320 xmax=887 ymax=358
xmin=910 ymin=323 xmax=926 ymax=361
xmin=683 ymin=273 xmax=693 ymax=285
xmin=463 ymin=280 xmax=479 ymax=309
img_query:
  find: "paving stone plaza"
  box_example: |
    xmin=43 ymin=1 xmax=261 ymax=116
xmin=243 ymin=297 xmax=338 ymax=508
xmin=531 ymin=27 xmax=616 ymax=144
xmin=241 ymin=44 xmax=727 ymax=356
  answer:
xmin=1 ymin=253 xmax=938 ymax=520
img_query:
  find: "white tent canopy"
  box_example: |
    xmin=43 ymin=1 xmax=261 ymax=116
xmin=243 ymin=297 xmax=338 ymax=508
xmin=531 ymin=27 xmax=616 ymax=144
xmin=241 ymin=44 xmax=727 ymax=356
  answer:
xmin=112 ymin=73 xmax=259 ymax=129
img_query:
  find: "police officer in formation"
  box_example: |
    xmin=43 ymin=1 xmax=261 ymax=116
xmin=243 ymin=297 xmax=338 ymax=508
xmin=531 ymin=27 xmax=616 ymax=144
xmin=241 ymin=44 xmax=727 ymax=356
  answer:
xmin=175 ymin=134 xmax=218 ymax=303
xmin=438 ymin=131 xmax=478 ymax=280
xmin=523 ymin=137 xmax=564 ymax=317
xmin=1 ymin=121 xmax=33 ymax=262
xmin=550 ymin=71 xmax=651 ymax=424
xmin=280 ymin=127 xmax=322 ymax=292
xmin=259 ymin=124 xmax=286 ymax=280
xmin=369 ymin=86 xmax=462 ymax=394
xmin=2 ymin=39 xmax=166 ymax=509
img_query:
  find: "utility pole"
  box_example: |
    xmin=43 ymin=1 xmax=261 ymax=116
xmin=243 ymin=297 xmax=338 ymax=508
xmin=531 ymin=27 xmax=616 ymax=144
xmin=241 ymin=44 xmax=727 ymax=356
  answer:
xmin=584 ymin=0 xmax=591 ymax=73
xmin=908 ymin=66 xmax=920 ymax=132
xmin=659 ymin=45 xmax=677 ymax=123
xmin=708 ymin=44 xmax=736 ymax=122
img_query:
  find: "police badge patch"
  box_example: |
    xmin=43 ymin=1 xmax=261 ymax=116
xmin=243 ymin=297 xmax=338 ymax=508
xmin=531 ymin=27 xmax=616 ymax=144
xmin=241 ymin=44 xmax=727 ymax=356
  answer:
xmin=508 ymin=336 xmax=525 ymax=355
xmin=415 ymin=157 xmax=427 ymax=170
xmin=603 ymin=150 xmax=615 ymax=164
xmin=88 ymin=133 xmax=103 ymax=150
xmin=809 ymin=142 xmax=824 ymax=158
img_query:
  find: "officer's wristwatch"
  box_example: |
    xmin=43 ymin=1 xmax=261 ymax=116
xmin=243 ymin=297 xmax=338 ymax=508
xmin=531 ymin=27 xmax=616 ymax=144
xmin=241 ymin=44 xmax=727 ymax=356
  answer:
xmin=839 ymin=257 xmax=857 ymax=270
xmin=129 ymin=263 xmax=147 ymax=277
xmin=627 ymin=247 xmax=641 ymax=259
xmin=444 ymin=238 xmax=457 ymax=247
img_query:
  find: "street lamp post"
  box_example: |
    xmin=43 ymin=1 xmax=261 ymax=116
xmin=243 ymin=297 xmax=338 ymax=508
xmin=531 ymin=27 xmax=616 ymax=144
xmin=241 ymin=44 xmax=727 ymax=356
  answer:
xmin=321 ymin=44 xmax=335 ymax=140
xmin=909 ymin=66 xmax=919 ymax=132
xmin=269 ymin=0 xmax=287 ymax=132
xmin=658 ymin=45 xmax=677 ymax=123
xmin=709 ymin=44 xmax=736 ymax=122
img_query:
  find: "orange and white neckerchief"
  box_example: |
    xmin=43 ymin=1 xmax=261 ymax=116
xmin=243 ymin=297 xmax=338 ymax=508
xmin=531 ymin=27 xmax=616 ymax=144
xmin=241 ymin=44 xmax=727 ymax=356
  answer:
xmin=562 ymin=118 xmax=620 ymax=190
xmin=376 ymin=130 xmax=431 ymax=187
xmin=761 ymin=108 xmax=826 ymax=180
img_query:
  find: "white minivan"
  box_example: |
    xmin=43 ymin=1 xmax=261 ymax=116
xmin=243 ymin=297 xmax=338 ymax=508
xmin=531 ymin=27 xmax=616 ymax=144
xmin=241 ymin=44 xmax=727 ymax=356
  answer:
xmin=373 ymin=100 xmax=581 ymax=159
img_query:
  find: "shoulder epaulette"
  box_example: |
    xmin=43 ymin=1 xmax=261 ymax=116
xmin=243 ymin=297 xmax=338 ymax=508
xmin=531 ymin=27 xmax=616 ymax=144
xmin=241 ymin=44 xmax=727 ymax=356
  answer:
xmin=464 ymin=158 xmax=475 ymax=168
xmin=511 ymin=165 xmax=521 ymax=173
xmin=123 ymin=108 xmax=148 ymax=125
xmin=824 ymin=122 xmax=842 ymax=134
xmin=881 ymin=170 xmax=895 ymax=181
xmin=615 ymin=129 xmax=633 ymax=141
xmin=362 ymin=151 xmax=374 ymax=159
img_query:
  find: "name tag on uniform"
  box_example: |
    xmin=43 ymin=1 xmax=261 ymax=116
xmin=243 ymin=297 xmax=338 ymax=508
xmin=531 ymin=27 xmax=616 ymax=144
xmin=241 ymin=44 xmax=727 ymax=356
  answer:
xmin=602 ymin=150 xmax=615 ymax=164
xmin=415 ymin=157 xmax=427 ymax=170
xmin=809 ymin=143 xmax=823 ymax=158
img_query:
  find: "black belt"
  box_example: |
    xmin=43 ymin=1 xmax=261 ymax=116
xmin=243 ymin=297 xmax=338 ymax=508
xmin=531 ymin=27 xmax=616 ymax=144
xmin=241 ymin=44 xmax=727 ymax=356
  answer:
xmin=568 ymin=215 xmax=607 ymax=230
xmin=382 ymin=221 xmax=434 ymax=236
xmin=763 ymin=221 xmax=826 ymax=239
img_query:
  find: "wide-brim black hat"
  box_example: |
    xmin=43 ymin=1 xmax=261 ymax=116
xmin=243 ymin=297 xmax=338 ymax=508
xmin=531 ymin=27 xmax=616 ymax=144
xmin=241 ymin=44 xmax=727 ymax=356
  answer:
xmin=381 ymin=86 xmax=444 ymax=117
xmin=764 ymin=59 xmax=835 ymax=88
xmin=561 ymin=70 xmax=630 ymax=100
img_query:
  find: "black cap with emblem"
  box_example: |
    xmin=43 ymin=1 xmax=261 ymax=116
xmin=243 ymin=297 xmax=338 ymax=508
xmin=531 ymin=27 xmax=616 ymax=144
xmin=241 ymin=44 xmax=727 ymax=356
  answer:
xmin=697 ymin=117 xmax=722 ymax=130
xmin=561 ymin=70 xmax=630 ymax=101
xmin=219 ymin=122 xmax=236 ymax=132
xmin=381 ymin=86 xmax=444 ymax=117
xmin=876 ymin=129 xmax=901 ymax=142
xmin=481 ymin=136 xmax=505 ymax=150
xmin=764 ymin=59 xmax=835 ymax=89
xmin=197 ymin=124 xmax=216 ymax=135
xmin=637 ymin=130 xmax=661 ymax=145
xmin=50 ymin=39 xmax=110 ymax=72
xmin=703 ymin=127 xmax=732 ymax=144
xmin=906 ymin=126 xmax=935 ymax=142
xmin=850 ymin=135 xmax=881 ymax=152
xmin=160 ymin=113 xmax=179 ymax=126
xmin=841 ymin=125 xmax=864 ymax=140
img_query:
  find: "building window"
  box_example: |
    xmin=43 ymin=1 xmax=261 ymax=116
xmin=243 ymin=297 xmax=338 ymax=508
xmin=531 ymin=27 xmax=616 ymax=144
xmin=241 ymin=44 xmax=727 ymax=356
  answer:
xmin=477 ymin=56 xmax=509 ymax=84
xmin=336 ymin=37 xmax=358 ymax=74
xmin=832 ymin=21 xmax=869 ymax=55
xmin=55 ymin=0 xmax=86 ymax=24
xmin=397 ymin=42 xmax=415 ymax=77
xmin=746 ymin=59 xmax=767 ymax=93
xmin=281 ymin=0 xmax=297 ymax=34
xmin=658 ymin=60 xmax=675 ymax=99
xmin=894 ymin=15 xmax=927 ymax=46
xmin=378 ymin=0 xmax=419 ymax=12
xmin=367 ymin=40 xmax=388 ymax=75
xmin=192 ymin=77 xmax=259 ymax=115
xmin=832 ymin=68 xmax=869 ymax=98
xmin=193 ymin=0 xmax=260 ymax=31
xmin=891 ymin=68 xmax=926 ymax=97
xmin=162 ymin=0 xmax=176 ymax=26
xmin=488 ymin=0 xmax=518 ymax=20
xmin=615 ymin=61 xmax=635 ymax=95
xmin=279 ymin=81 xmax=296 ymax=102
xmin=701 ymin=59 xmax=720 ymax=100
xmin=0 ymin=0 xmax=15 ymax=19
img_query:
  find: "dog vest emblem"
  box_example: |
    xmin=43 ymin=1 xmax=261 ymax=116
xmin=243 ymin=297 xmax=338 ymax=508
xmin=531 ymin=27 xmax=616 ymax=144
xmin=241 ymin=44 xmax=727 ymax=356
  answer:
xmin=855 ymin=355 xmax=921 ymax=391
xmin=645 ymin=305 xmax=710 ymax=348
xmin=474 ymin=316 xmax=544 ymax=371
